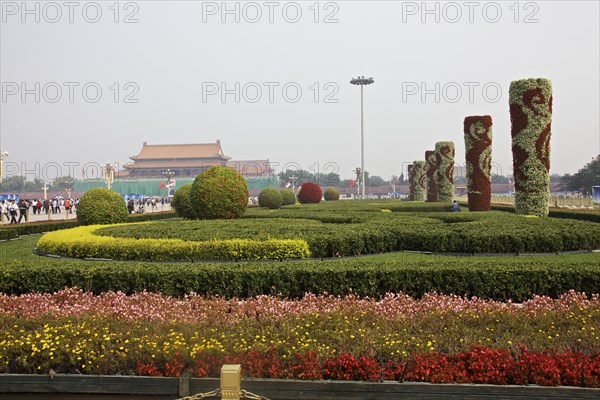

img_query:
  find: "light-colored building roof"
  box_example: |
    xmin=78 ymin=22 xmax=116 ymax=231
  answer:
xmin=130 ymin=141 xmax=230 ymax=161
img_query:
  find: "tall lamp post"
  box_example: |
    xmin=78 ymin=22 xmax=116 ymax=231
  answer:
xmin=41 ymin=182 xmax=49 ymax=200
xmin=288 ymin=174 xmax=298 ymax=192
xmin=103 ymin=162 xmax=116 ymax=190
xmin=0 ymin=150 xmax=9 ymax=184
xmin=65 ymin=178 xmax=73 ymax=199
xmin=162 ymin=169 xmax=175 ymax=196
xmin=350 ymin=76 xmax=374 ymax=199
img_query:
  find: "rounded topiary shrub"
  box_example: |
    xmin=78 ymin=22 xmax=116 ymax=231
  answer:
xmin=297 ymin=182 xmax=322 ymax=204
xmin=258 ymin=187 xmax=282 ymax=210
xmin=324 ymin=187 xmax=340 ymax=201
xmin=172 ymin=183 xmax=196 ymax=219
xmin=190 ymin=166 xmax=249 ymax=219
xmin=76 ymin=188 xmax=128 ymax=225
xmin=280 ymin=188 xmax=296 ymax=206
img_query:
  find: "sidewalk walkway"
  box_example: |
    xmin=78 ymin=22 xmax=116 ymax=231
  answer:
xmin=1 ymin=204 xmax=172 ymax=225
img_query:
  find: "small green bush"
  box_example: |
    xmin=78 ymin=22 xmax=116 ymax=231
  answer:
xmin=280 ymin=189 xmax=296 ymax=206
xmin=172 ymin=184 xmax=196 ymax=219
xmin=76 ymin=188 xmax=128 ymax=225
xmin=190 ymin=166 xmax=249 ymax=219
xmin=324 ymin=188 xmax=340 ymax=201
xmin=258 ymin=188 xmax=283 ymax=210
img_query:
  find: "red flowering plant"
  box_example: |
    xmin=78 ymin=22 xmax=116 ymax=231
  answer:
xmin=297 ymin=182 xmax=323 ymax=204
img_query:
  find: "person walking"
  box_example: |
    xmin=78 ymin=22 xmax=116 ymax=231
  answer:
xmin=9 ymin=200 xmax=18 ymax=224
xmin=17 ymin=199 xmax=29 ymax=223
xmin=1 ymin=200 xmax=7 ymax=224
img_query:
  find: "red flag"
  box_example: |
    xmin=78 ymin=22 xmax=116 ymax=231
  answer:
xmin=159 ymin=182 xmax=166 ymax=188
xmin=350 ymin=179 xmax=355 ymax=188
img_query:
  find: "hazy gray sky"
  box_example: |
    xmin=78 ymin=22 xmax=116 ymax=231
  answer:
xmin=1 ymin=0 xmax=599 ymax=182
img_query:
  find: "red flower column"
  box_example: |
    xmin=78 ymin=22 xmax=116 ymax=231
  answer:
xmin=407 ymin=164 xmax=415 ymax=201
xmin=425 ymin=150 xmax=438 ymax=202
xmin=509 ymin=78 xmax=553 ymax=217
xmin=464 ymin=116 xmax=493 ymax=211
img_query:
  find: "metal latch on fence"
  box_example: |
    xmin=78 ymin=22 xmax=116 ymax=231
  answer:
xmin=176 ymin=364 xmax=270 ymax=400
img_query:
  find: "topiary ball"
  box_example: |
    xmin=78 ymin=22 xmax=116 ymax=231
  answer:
xmin=280 ymin=188 xmax=296 ymax=206
xmin=297 ymin=182 xmax=322 ymax=204
xmin=258 ymin=187 xmax=282 ymax=210
xmin=323 ymin=187 xmax=340 ymax=201
xmin=172 ymin=183 xmax=196 ymax=219
xmin=190 ymin=166 xmax=249 ymax=219
xmin=76 ymin=188 xmax=128 ymax=225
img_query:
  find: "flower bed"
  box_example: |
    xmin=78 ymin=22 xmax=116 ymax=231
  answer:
xmin=0 ymin=289 xmax=598 ymax=387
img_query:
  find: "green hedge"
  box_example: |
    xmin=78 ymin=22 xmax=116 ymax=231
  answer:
xmin=96 ymin=211 xmax=600 ymax=257
xmin=0 ymin=220 xmax=80 ymax=240
xmin=486 ymin=203 xmax=600 ymax=223
xmin=2 ymin=255 xmax=599 ymax=302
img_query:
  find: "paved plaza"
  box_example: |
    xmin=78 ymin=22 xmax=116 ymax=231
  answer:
xmin=1 ymin=203 xmax=172 ymax=225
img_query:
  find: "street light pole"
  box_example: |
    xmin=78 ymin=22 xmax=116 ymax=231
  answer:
xmin=350 ymin=76 xmax=374 ymax=199
xmin=0 ymin=151 xmax=9 ymax=184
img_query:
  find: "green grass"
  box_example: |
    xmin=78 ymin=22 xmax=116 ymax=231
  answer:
xmin=0 ymin=235 xmax=40 ymax=262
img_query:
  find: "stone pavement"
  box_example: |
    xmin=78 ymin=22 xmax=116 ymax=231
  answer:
xmin=0 ymin=204 xmax=172 ymax=225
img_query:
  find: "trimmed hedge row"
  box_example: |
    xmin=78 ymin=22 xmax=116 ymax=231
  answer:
xmin=0 ymin=220 xmax=80 ymax=240
xmin=487 ymin=204 xmax=600 ymax=223
xmin=36 ymin=224 xmax=311 ymax=261
xmin=1 ymin=256 xmax=599 ymax=301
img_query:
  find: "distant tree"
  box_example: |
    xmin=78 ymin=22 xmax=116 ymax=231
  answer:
xmin=314 ymin=172 xmax=340 ymax=186
xmin=491 ymin=174 xmax=509 ymax=184
xmin=560 ymin=155 xmax=599 ymax=195
xmin=367 ymin=174 xmax=386 ymax=187
xmin=278 ymin=169 xmax=313 ymax=187
xmin=549 ymin=173 xmax=563 ymax=183
xmin=50 ymin=176 xmax=75 ymax=191
xmin=0 ymin=176 xmax=26 ymax=192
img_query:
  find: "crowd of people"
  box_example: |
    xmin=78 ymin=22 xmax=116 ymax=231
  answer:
xmin=0 ymin=197 xmax=78 ymax=224
xmin=1 ymin=195 xmax=173 ymax=224
xmin=126 ymin=196 xmax=172 ymax=214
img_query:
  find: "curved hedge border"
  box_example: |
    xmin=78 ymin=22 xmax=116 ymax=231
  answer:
xmin=425 ymin=150 xmax=439 ymax=202
xmin=464 ymin=116 xmax=493 ymax=211
xmin=36 ymin=224 xmax=310 ymax=261
xmin=413 ymin=161 xmax=426 ymax=201
xmin=436 ymin=141 xmax=455 ymax=203
xmin=509 ymin=78 xmax=553 ymax=217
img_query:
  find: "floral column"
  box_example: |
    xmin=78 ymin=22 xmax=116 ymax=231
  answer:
xmin=413 ymin=161 xmax=426 ymax=201
xmin=407 ymin=164 xmax=415 ymax=201
xmin=425 ymin=150 xmax=438 ymax=202
xmin=435 ymin=141 xmax=455 ymax=203
xmin=509 ymin=78 xmax=552 ymax=217
xmin=464 ymin=116 xmax=492 ymax=211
